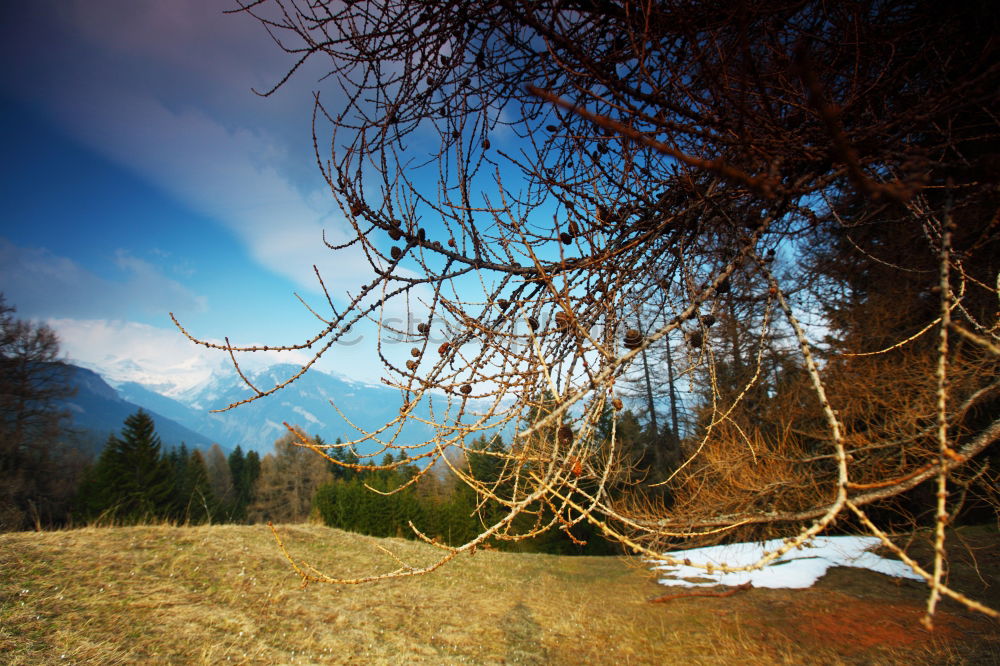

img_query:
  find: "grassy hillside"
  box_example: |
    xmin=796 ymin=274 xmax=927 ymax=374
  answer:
xmin=1 ymin=524 xmax=997 ymax=664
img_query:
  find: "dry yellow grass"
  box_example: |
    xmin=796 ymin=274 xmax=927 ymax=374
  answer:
xmin=1 ymin=524 xmax=996 ymax=664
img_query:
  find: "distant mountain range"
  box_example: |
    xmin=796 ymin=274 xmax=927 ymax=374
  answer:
xmin=62 ymin=362 xmax=450 ymax=457
xmin=60 ymin=365 xmax=219 ymax=456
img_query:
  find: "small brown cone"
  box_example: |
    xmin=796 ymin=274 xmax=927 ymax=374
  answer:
xmin=558 ymin=425 xmax=573 ymax=445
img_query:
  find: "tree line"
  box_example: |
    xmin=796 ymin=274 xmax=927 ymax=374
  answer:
xmin=312 ymin=432 xmax=620 ymax=555
xmin=0 ymin=294 xmax=623 ymax=553
xmin=74 ymin=410 xmax=261 ymax=526
xmin=0 ymin=294 xmax=253 ymax=529
xmin=16 ymin=394 xmax=624 ymax=555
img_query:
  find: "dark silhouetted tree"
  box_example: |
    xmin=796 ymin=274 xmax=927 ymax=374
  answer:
xmin=0 ymin=294 xmax=79 ymax=530
xmin=226 ymin=445 xmax=263 ymax=522
xmin=77 ymin=410 xmax=175 ymax=524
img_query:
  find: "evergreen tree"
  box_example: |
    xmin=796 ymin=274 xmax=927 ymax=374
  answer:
xmin=244 ymin=449 xmax=261 ymax=503
xmin=74 ymin=434 xmax=118 ymax=523
xmin=228 ymin=445 xmax=245 ymax=491
xmin=203 ymin=443 xmax=234 ymax=515
xmin=324 ymin=438 xmax=359 ymax=481
xmin=181 ymin=450 xmax=215 ymax=524
xmin=228 ymin=445 xmax=247 ymax=520
xmin=167 ymin=443 xmax=190 ymax=519
xmin=78 ymin=410 xmax=174 ymax=524
xmin=228 ymin=445 xmax=262 ymax=522
xmin=163 ymin=444 xmax=217 ymax=524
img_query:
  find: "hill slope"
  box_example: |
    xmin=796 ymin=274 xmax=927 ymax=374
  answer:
xmin=1 ymin=524 xmax=996 ymax=664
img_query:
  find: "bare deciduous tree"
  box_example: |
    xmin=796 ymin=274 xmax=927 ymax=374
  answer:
xmin=175 ymin=1 xmax=999 ymax=625
xmin=248 ymin=430 xmax=333 ymax=524
xmin=0 ymin=294 xmax=79 ymax=531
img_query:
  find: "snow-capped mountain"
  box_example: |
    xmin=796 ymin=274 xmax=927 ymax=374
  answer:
xmin=59 ymin=365 xmax=219 ymax=455
xmin=57 ymin=360 xmax=444 ymax=461
xmin=75 ymin=354 xmax=216 ymax=399
xmin=113 ymin=363 xmax=444 ymax=455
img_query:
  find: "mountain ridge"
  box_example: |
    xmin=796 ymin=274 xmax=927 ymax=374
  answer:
xmin=60 ymin=365 xmax=221 ymax=456
xmin=105 ymin=362 xmax=444 ymax=456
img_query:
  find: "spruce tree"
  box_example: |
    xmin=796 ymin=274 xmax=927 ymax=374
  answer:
xmin=228 ymin=445 xmax=247 ymax=520
xmin=182 ymin=450 xmax=215 ymax=524
xmin=167 ymin=443 xmax=190 ymax=520
xmin=89 ymin=410 xmax=175 ymax=524
xmin=244 ymin=449 xmax=261 ymax=504
xmin=227 ymin=446 xmax=262 ymax=522
xmin=74 ymin=434 xmax=118 ymax=523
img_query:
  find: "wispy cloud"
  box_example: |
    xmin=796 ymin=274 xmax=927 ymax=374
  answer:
xmin=2 ymin=0 xmax=370 ymax=297
xmin=47 ymin=317 xmax=321 ymax=396
xmin=37 ymin=84 xmax=366 ymax=295
xmin=0 ymin=239 xmax=206 ymax=320
xmin=0 ymin=0 xmax=450 ymax=387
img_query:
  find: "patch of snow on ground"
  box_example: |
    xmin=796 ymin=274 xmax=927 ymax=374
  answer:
xmin=651 ymin=536 xmax=923 ymax=589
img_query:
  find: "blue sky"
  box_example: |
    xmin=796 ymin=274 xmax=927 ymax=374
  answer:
xmin=0 ymin=0 xmax=401 ymax=387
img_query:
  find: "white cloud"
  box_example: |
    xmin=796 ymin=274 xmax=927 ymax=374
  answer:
xmin=0 ymin=0 xmax=476 ymax=387
xmin=47 ymin=317 xmax=319 ymax=396
xmin=40 ymin=86 xmax=366 ymax=294
xmin=48 ymin=318 xmax=222 ymax=395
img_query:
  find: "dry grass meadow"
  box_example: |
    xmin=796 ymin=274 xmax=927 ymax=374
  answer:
xmin=1 ymin=523 xmax=997 ymax=664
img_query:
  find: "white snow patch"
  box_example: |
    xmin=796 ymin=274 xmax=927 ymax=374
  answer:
xmin=291 ymin=405 xmax=322 ymax=426
xmin=651 ymin=536 xmax=923 ymax=589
